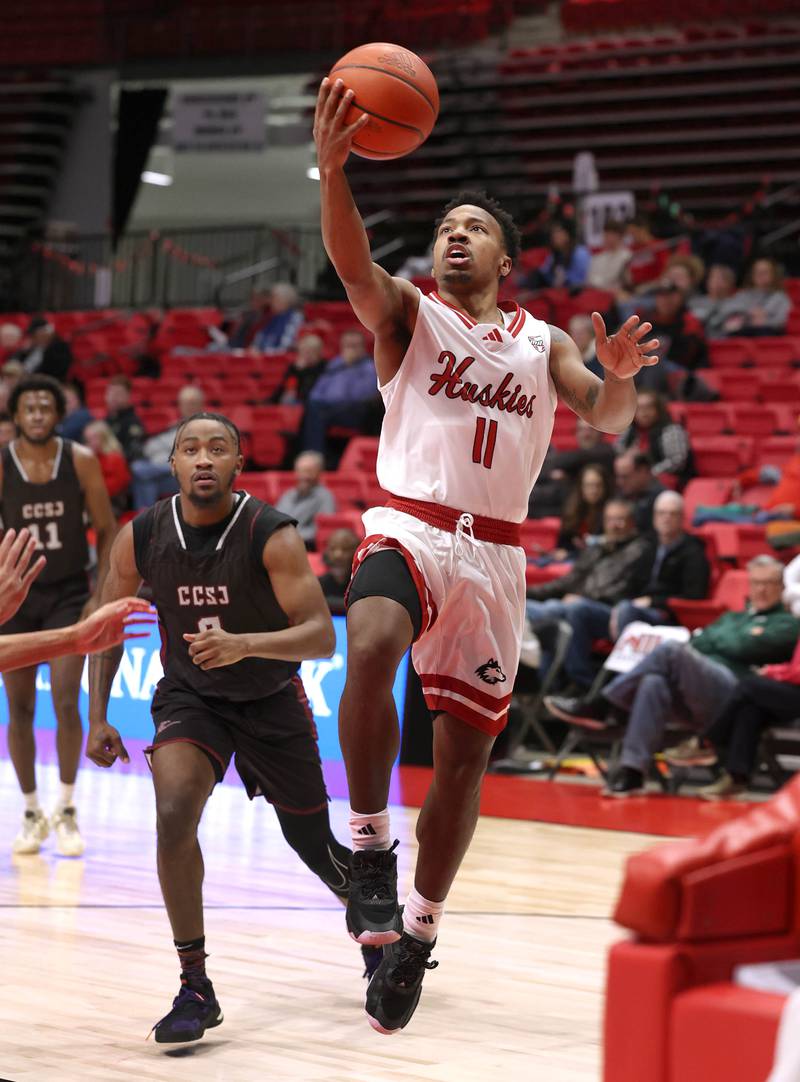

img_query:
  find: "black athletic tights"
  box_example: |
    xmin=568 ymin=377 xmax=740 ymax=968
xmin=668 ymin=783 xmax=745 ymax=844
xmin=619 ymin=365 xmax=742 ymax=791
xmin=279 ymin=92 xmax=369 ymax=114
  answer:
xmin=274 ymin=805 xmax=351 ymax=902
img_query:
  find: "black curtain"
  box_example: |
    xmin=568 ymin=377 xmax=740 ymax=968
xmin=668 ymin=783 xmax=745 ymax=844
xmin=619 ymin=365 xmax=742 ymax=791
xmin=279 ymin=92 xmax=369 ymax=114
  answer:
xmin=112 ymin=87 xmax=168 ymax=249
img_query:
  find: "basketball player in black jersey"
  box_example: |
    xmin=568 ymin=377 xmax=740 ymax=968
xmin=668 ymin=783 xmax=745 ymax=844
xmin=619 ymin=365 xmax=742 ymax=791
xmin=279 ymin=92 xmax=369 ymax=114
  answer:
xmin=87 ymin=412 xmax=380 ymax=1044
xmin=0 ymin=375 xmax=117 ymax=858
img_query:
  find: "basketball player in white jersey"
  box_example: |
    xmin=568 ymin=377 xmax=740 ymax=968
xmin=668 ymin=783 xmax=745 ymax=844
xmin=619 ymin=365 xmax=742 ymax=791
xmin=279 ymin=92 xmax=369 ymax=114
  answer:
xmin=314 ymin=77 xmax=660 ymax=1034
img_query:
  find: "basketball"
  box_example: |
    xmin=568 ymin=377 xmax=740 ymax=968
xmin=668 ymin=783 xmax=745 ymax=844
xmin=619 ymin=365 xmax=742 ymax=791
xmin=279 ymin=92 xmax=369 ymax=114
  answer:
xmin=329 ymin=42 xmax=439 ymax=160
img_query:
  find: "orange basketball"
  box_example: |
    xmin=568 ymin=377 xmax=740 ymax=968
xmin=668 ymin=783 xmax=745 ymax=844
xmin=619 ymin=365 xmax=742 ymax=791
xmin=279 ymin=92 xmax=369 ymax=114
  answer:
xmin=329 ymin=42 xmax=439 ymax=160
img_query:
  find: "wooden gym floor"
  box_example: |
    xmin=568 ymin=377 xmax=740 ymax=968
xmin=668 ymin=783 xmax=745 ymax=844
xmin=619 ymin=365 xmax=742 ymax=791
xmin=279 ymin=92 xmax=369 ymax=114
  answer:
xmin=0 ymin=751 xmax=676 ymax=1082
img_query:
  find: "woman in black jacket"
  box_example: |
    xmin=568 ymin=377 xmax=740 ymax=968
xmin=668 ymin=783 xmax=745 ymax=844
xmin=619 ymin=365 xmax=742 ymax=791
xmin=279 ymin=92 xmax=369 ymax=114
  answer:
xmin=616 ymin=390 xmax=694 ymax=486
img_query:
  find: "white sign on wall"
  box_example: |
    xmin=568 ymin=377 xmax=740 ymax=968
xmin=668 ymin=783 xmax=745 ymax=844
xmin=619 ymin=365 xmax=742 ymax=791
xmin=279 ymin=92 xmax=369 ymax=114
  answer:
xmin=582 ymin=190 xmax=636 ymax=248
xmin=173 ymin=92 xmax=265 ymax=152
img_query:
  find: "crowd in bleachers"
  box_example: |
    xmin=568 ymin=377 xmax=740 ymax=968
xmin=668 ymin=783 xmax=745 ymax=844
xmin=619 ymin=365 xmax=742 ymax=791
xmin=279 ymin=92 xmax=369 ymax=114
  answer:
xmin=1 ymin=223 xmax=799 ymax=800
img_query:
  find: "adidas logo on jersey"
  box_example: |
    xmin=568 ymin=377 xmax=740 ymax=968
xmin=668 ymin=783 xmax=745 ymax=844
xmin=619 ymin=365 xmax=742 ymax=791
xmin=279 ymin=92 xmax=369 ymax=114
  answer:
xmin=482 ymin=328 xmax=503 ymax=343
xmin=356 ymin=824 xmax=377 ymax=836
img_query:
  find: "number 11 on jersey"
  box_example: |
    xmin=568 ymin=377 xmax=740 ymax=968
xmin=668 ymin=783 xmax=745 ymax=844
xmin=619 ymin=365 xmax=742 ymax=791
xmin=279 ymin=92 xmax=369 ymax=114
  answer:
xmin=472 ymin=417 xmax=497 ymax=469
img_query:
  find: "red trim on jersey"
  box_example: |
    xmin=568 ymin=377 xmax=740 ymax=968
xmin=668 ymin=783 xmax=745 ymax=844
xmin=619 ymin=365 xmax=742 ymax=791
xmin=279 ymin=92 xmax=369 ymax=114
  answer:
xmin=424 ymin=692 xmax=509 ymax=736
xmin=506 ymin=304 xmax=526 ymax=338
xmin=291 ymin=673 xmax=319 ymax=742
xmin=347 ymin=534 xmax=437 ymax=639
xmin=418 ymin=672 xmax=513 ymax=713
xmin=386 ymin=494 xmax=522 ymax=546
xmin=429 ymin=291 xmax=477 ymax=329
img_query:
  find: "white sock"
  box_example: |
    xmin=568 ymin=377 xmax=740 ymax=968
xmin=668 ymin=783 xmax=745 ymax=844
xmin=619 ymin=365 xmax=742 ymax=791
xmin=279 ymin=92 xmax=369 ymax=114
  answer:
xmin=349 ymin=807 xmax=390 ymax=851
xmin=23 ymin=790 xmax=40 ymax=813
xmin=403 ymin=887 xmax=445 ymax=944
xmin=56 ymin=783 xmax=75 ymax=811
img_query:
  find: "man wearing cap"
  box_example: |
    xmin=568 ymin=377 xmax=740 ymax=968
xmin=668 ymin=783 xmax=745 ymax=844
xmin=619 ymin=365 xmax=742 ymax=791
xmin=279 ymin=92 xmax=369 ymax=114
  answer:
xmin=15 ymin=318 xmax=73 ymax=383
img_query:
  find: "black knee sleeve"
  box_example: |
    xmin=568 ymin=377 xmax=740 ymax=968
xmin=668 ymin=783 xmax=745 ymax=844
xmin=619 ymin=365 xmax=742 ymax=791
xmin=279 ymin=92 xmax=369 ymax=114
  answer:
xmin=275 ymin=806 xmax=351 ymax=901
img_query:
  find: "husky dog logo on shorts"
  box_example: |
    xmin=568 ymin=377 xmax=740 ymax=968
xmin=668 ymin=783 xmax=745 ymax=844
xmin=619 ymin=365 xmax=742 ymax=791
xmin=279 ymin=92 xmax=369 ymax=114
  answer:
xmin=528 ymin=336 xmax=545 ymax=352
xmin=475 ymin=658 xmax=507 ymax=685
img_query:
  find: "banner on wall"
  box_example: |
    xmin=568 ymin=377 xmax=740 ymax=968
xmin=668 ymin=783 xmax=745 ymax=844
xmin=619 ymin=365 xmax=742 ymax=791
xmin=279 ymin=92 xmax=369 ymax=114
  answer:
xmin=0 ymin=616 xmax=409 ymax=763
xmin=581 ymin=190 xmax=635 ymax=248
xmin=172 ymin=92 xmax=265 ymax=152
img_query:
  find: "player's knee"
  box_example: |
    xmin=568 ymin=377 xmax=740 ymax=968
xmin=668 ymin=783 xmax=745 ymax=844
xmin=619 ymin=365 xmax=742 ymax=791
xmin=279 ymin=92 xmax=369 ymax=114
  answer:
xmin=346 ymin=622 xmax=407 ymax=680
xmin=51 ymin=694 xmax=81 ymax=724
xmin=7 ymin=701 xmax=35 ymax=728
xmin=434 ymin=726 xmax=493 ymax=784
xmin=156 ymin=793 xmax=202 ymax=848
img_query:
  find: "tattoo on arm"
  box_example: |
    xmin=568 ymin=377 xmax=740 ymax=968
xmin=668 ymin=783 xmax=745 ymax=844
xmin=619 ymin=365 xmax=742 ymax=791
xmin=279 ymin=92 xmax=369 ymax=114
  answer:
xmin=548 ymin=325 xmax=569 ymax=344
xmin=552 ymin=370 xmax=599 ymax=415
xmin=89 ymin=646 xmax=123 ymax=722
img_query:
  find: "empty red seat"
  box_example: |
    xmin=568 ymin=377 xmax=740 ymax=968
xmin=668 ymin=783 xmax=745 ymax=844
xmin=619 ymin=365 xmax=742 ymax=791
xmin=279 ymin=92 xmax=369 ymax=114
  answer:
xmin=339 ymin=437 xmax=380 ymax=475
xmin=314 ymin=511 xmax=366 ymax=552
xmin=692 ymin=437 xmax=752 ymax=477
xmin=320 ymin=472 xmax=365 ymax=509
xmin=756 ymin=436 xmax=798 ymax=469
xmin=708 ymin=340 xmax=752 ymax=368
xmin=728 ymin=404 xmax=778 ymax=437
xmin=669 ymin=569 xmax=750 ymax=631
xmin=751 ymin=339 xmax=798 ymax=367
xmin=519 ymin=518 xmax=561 ymax=557
xmin=682 ymin=403 xmax=730 ymax=438
xmin=759 ymin=375 xmax=800 ymax=405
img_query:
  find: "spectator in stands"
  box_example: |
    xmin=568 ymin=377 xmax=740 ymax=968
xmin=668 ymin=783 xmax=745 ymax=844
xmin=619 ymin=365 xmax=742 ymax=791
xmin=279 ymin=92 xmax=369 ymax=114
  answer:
xmin=301 ymin=330 xmax=379 ymax=462
xmin=545 ymin=491 xmax=710 ymax=694
xmin=14 ymin=317 xmax=73 ymax=382
xmin=688 ymin=263 xmax=738 ymax=338
xmin=664 ymin=636 xmax=800 ymax=799
xmin=271 ymin=333 xmax=327 ymax=405
xmin=531 ymin=416 xmax=615 ymax=516
xmin=550 ymin=555 xmax=799 ymax=796
xmin=647 ymin=281 xmax=708 ymax=374
xmin=567 ymin=314 xmax=602 ymax=376
xmin=1 ymin=360 xmax=24 ymax=391
xmin=276 ymin=450 xmax=335 ymax=549
xmin=614 ymin=451 xmax=664 ymax=534
xmin=129 ymin=384 xmax=205 ymax=510
xmin=556 ymin=465 xmax=611 ymax=556
xmin=317 ymin=527 xmax=360 ymax=614
xmin=719 ymin=257 xmax=792 ymax=337
xmin=616 ymin=390 xmax=693 ymax=485
xmin=664 ymin=253 xmax=705 ymax=301
xmin=0 ymin=412 xmax=14 ymax=449
xmin=695 ymin=436 xmax=800 ymax=526
xmin=252 ymin=283 xmax=304 ymax=353
xmin=0 ymin=323 xmax=22 ymax=363
xmin=623 ymin=214 xmax=670 ymax=294
xmin=532 ymin=221 xmax=591 ymax=290
xmin=227 ymin=289 xmax=270 ymax=349
xmin=105 ymin=375 xmax=146 ymax=463
xmin=525 ymin=498 xmax=653 ymax=637
xmin=59 ymin=382 xmax=93 ymax=443
xmin=83 ymin=420 xmax=131 ymax=517
xmin=587 ymin=220 xmax=631 ymax=292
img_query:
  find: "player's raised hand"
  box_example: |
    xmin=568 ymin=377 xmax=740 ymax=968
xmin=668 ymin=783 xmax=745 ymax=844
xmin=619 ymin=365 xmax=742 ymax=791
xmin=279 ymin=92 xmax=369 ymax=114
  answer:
xmin=86 ymin=721 xmax=129 ymax=768
xmin=0 ymin=528 xmax=46 ymax=625
xmin=183 ymin=627 xmax=246 ymax=670
xmin=313 ymin=77 xmax=369 ymax=172
xmin=75 ymin=597 xmax=156 ymax=656
xmin=592 ymin=312 xmax=660 ymax=380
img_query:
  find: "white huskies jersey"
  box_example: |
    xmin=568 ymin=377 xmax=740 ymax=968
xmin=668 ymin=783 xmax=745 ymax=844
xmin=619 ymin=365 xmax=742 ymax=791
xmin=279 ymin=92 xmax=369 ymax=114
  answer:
xmin=376 ymin=289 xmax=557 ymax=523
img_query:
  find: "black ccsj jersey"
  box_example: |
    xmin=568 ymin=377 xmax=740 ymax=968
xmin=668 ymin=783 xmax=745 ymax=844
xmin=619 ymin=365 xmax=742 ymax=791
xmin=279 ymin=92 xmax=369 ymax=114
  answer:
xmin=133 ymin=492 xmax=299 ymax=701
xmin=0 ymin=438 xmax=90 ymax=586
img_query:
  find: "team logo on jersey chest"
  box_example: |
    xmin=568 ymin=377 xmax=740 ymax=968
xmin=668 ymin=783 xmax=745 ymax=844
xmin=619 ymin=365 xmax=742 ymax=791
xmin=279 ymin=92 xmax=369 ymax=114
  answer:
xmin=529 ymin=336 xmax=545 ymax=352
xmin=177 ymin=584 xmax=230 ymax=606
xmin=428 ymin=350 xmax=536 ymax=418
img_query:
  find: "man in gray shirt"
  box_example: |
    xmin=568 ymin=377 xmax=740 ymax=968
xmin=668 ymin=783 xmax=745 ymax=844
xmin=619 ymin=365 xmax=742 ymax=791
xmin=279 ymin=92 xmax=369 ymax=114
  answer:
xmin=276 ymin=450 xmax=335 ymax=549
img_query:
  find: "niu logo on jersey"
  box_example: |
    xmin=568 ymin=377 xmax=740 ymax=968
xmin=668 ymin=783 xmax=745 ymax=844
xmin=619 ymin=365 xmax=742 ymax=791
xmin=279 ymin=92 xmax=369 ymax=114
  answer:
xmin=475 ymin=658 xmax=507 ymax=685
xmin=428 ymin=351 xmax=536 ymax=418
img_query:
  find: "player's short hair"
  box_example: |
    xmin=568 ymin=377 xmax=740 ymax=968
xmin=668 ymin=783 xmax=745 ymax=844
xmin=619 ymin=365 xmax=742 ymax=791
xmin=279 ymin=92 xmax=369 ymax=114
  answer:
xmin=433 ymin=189 xmax=521 ymax=261
xmin=9 ymin=374 xmax=66 ymax=419
xmin=170 ymin=411 xmax=241 ymax=457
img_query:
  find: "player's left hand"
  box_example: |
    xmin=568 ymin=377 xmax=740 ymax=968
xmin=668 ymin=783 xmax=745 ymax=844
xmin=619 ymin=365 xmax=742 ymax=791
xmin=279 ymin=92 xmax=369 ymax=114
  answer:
xmin=183 ymin=628 xmax=246 ymax=670
xmin=592 ymin=312 xmax=660 ymax=380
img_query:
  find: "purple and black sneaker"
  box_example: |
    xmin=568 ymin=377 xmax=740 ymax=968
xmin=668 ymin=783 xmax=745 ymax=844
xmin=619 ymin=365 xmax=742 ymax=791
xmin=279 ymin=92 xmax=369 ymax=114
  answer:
xmin=152 ymin=975 xmax=223 ymax=1044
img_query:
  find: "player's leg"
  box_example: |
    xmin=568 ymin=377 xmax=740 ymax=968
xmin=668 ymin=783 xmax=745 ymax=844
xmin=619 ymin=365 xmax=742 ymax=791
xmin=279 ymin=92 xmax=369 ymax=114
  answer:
xmin=4 ymin=666 xmax=48 ymax=854
xmin=340 ymin=550 xmax=421 ymax=946
xmin=150 ymin=739 xmax=223 ymax=1043
xmin=48 ymin=652 xmax=86 ymax=856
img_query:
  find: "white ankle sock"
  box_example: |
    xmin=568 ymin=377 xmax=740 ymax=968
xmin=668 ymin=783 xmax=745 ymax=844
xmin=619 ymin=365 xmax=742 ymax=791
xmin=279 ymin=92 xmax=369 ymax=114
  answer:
xmin=403 ymin=887 xmax=445 ymax=943
xmin=349 ymin=807 xmax=390 ymax=851
xmin=23 ymin=790 xmax=40 ymax=813
xmin=56 ymin=783 xmax=75 ymax=811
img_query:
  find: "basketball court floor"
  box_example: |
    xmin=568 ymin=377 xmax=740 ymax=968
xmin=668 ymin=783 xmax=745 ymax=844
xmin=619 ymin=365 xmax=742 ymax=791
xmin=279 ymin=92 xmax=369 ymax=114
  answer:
xmin=0 ymin=742 xmax=746 ymax=1082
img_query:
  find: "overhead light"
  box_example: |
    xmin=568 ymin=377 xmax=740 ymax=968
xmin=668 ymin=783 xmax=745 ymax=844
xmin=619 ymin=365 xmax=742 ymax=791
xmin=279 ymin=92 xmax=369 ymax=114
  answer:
xmin=142 ymin=170 xmax=173 ymax=186
xmin=306 ymin=166 xmax=320 ymax=181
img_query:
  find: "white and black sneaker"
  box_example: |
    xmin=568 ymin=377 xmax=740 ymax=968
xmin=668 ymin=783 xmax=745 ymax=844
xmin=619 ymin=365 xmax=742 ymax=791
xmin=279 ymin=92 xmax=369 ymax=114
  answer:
xmin=346 ymin=839 xmax=402 ymax=946
xmin=12 ymin=809 xmax=49 ymax=854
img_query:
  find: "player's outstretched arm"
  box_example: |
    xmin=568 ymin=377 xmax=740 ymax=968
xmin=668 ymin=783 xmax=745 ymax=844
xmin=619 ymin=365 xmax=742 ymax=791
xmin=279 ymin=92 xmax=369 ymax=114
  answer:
xmin=183 ymin=525 xmax=336 ymax=670
xmin=548 ymin=313 xmax=660 ymax=434
xmin=314 ymin=78 xmax=419 ymax=373
xmin=87 ymin=523 xmax=143 ymax=768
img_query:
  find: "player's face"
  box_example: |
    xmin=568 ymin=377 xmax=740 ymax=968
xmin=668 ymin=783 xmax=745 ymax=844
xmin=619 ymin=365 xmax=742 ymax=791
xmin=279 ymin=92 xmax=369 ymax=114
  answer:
xmin=171 ymin=420 xmax=243 ymax=507
xmin=432 ymin=205 xmax=511 ymax=289
xmin=14 ymin=390 xmax=59 ymax=445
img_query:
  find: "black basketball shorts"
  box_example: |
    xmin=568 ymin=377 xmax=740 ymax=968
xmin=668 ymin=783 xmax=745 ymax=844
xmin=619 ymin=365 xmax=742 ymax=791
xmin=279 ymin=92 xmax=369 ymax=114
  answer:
xmin=0 ymin=574 xmax=90 ymax=637
xmin=145 ymin=675 xmax=329 ymax=814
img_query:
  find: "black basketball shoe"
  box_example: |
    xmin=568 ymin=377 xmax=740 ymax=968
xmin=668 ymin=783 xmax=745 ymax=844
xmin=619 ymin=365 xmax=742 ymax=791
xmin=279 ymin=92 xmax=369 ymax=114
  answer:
xmin=361 ymin=944 xmax=384 ymax=980
xmin=346 ymin=839 xmax=403 ymax=946
xmin=152 ymin=975 xmax=223 ymax=1044
xmin=365 ymin=930 xmax=439 ymax=1034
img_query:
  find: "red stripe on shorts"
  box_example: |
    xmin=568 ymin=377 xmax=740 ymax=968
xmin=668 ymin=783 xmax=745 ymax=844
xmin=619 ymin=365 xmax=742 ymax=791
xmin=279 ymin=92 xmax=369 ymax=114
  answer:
xmin=423 ymin=693 xmax=508 ymax=736
xmin=418 ymin=672 xmax=512 ymax=713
